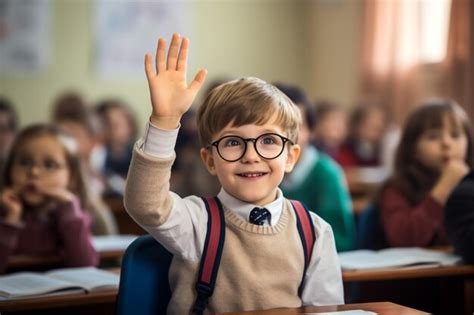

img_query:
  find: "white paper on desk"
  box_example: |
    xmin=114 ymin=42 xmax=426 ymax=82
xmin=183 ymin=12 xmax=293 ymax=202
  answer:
xmin=0 ymin=273 xmax=84 ymax=299
xmin=46 ymin=267 xmax=119 ymax=292
xmin=306 ymin=310 xmax=377 ymax=315
xmin=0 ymin=267 xmax=118 ymax=299
xmin=92 ymin=234 xmax=138 ymax=252
xmin=338 ymin=247 xmax=461 ymax=270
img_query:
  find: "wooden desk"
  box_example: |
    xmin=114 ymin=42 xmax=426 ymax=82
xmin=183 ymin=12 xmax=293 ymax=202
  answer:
xmin=0 ymin=290 xmax=117 ymax=315
xmin=0 ymin=299 xmax=425 ymax=315
xmin=219 ymin=302 xmax=427 ymax=314
xmin=343 ymin=264 xmax=474 ymax=282
xmin=0 ymin=268 xmax=121 ymax=315
xmin=343 ymin=264 xmax=474 ymax=315
xmin=6 ymin=249 xmax=126 ymax=273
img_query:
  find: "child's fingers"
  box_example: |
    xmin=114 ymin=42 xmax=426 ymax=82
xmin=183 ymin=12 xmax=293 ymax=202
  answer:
xmin=144 ymin=53 xmax=154 ymax=79
xmin=189 ymin=69 xmax=207 ymax=92
xmin=177 ymin=37 xmax=189 ymax=73
xmin=156 ymin=38 xmax=166 ymax=73
xmin=167 ymin=33 xmax=180 ymax=70
xmin=34 ymin=184 xmax=57 ymax=197
xmin=36 ymin=186 xmax=73 ymax=203
xmin=1 ymin=190 xmax=21 ymax=212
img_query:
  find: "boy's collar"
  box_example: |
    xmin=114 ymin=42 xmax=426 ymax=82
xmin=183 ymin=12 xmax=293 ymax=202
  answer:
xmin=217 ymin=188 xmax=284 ymax=226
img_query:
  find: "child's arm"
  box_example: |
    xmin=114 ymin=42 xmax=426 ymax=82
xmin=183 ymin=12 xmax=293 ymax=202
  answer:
xmin=32 ymin=184 xmax=99 ymax=267
xmin=1 ymin=188 xmax=22 ymax=225
xmin=301 ymin=214 xmax=344 ymax=305
xmin=125 ymin=34 xmax=208 ymax=260
xmin=431 ymin=159 xmax=470 ymax=204
xmin=0 ymin=189 xmax=24 ymax=273
xmin=54 ymin=197 xmax=99 ymax=267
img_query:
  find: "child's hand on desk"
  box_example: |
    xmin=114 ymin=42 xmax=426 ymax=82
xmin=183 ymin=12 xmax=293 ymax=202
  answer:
xmin=1 ymin=188 xmax=23 ymax=224
xmin=145 ymin=33 xmax=207 ymax=130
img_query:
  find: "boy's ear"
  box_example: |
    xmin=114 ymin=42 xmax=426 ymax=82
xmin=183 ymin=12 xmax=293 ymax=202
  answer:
xmin=285 ymin=144 xmax=301 ymax=173
xmin=200 ymin=147 xmax=217 ymax=176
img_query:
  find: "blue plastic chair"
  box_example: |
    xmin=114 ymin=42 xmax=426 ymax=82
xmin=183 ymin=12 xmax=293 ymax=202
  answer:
xmin=355 ymin=204 xmax=387 ymax=250
xmin=116 ymin=234 xmax=173 ymax=315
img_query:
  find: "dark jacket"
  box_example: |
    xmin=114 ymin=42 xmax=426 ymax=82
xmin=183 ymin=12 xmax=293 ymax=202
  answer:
xmin=445 ymin=170 xmax=474 ymax=263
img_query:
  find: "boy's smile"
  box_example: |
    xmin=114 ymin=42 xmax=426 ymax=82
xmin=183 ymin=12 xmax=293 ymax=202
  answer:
xmin=237 ymin=172 xmax=266 ymax=179
xmin=201 ymin=122 xmax=300 ymax=206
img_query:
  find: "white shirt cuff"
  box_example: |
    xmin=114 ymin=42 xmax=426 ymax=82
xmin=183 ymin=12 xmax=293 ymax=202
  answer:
xmin=141 ymin=121 xmax=179 ymax=158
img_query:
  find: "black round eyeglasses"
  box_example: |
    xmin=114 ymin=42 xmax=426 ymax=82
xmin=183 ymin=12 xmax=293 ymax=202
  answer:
xmin=206 ymin=133 xmax=293 ymax=162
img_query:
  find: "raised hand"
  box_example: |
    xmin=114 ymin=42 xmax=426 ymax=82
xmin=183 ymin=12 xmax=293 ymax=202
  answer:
xmin=145 ymin=33 xmax=207 ymax=129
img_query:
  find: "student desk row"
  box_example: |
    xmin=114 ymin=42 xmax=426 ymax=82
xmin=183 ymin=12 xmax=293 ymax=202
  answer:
xmin=344 ymin=264 xmax=474 ymax=315
xmin=5 ymin=233 xmax=139 ymax=273
xmin=7 ymin=250 xmax=125 ymax=271
xmin=1 ymin=264 xmax=473 ymax=314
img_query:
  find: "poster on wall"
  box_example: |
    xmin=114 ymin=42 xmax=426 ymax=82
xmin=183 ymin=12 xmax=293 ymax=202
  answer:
xmin=94 ymin=0 xmax=188 ymax=78
xmin=0 ymin=0 xmax=50 ymax=73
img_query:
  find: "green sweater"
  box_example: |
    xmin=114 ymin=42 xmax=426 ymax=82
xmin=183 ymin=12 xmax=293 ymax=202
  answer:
xmin=281 ymin=146 xmax=355 ymax=251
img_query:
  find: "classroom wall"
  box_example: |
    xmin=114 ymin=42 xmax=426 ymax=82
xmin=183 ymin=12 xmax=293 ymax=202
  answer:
xmin=308 ymin=0 xmax=362 ymax=107
xmin=0 ymin=0 xmax=361 ymax=130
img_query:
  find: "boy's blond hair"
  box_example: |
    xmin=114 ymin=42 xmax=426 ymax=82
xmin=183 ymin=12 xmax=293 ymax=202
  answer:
xmin=197 ymin=77 xmax=301 ymax=147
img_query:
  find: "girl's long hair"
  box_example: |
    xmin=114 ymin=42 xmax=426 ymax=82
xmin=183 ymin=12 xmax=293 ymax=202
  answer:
xmin=2 ymin=124 xmax=92 ymax=212
xmin=380 ymin=99 xmax=473 ymax=205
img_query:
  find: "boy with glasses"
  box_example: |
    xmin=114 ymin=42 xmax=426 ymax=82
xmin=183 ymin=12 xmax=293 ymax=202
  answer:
xmin=125 ymin=34 xmax=343 ymax=314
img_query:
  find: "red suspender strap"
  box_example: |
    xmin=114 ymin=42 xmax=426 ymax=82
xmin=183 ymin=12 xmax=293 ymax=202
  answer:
xmin=290 ymin=200 xmax=316 ymax=296
xmin=192 ymin=197 xmax=226 ymax=315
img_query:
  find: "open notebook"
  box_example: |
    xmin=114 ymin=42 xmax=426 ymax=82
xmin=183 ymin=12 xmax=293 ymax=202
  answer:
xmin=338 ymin=247 xmax=462 ymax=271
xmin=0 ymin=267 xmax=119 ymax=299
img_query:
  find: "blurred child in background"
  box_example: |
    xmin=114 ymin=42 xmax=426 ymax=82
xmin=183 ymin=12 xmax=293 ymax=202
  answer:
xmin=377 ymin=99 xmax=473 ymax=247
xmin=0 ymin=97 xmax=18 ymax=174
xmin=52 ymin=92 xmax=117 ymax=235
xmin=51 ymin=92 xmax=106 ymax=185
xmin=0 ymin=125 xmax=98 ymax=273
xmin=95 ymin=99 xmax=137 ymax=179
xmin=335 ymin=102 xmax=390 ymax=212
xmin=334 ymin=102 xmax=387 ymax=168
xmin=276 ymin=83 xmax=356 ymax=252
xmin=312 ymin=100 xmax=348 ymax=160
xmin=171 ymin=108 xmax=221 ymax=197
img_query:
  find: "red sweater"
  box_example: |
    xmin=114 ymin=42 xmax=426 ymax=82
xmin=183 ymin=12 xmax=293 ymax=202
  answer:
xmin=380 ymin=186 xmax=448 ymax=247
xmin=333 ymin=142 xmax=380 ymax=168
xmin=0 ymin=197 xmax=98 ymax=273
